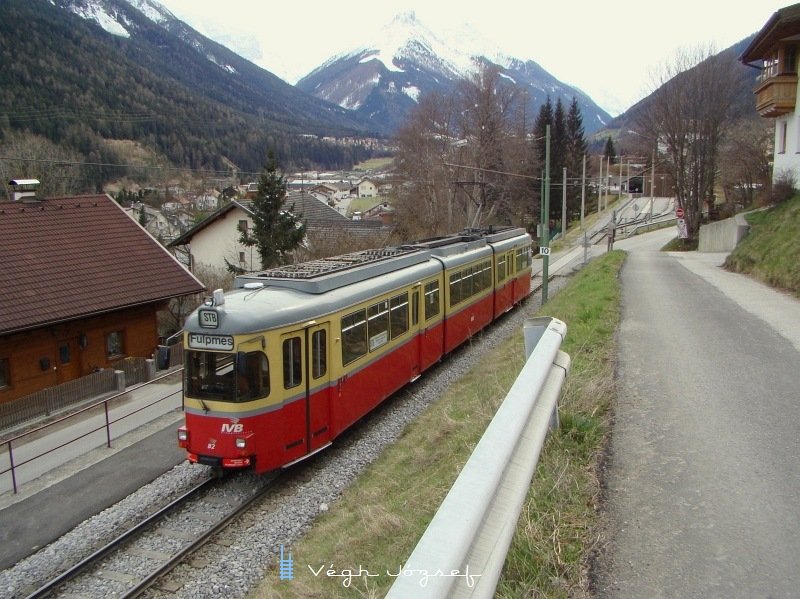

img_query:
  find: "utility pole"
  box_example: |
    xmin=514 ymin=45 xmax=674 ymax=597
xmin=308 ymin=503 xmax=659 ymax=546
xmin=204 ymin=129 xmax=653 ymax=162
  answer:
xmin=650 ymin=145 xmax=656 ymax=222
xmin=598 ymin=155 xmax=604 ymax=214
xmin=562 ymin=167 xmax=567 ymax=238
xmin=541 ymin=125 xmax=551 ymax=304
xmin=581 ymin=154 xmax=586 ymax=230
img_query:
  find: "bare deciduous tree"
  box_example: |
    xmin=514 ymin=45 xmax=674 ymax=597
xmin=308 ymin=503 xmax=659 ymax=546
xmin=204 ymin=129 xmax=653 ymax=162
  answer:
xmin=394 ymin=63 xmax=539 ymax=236
xmin=719 ymin=119 xmax=773 ymax=210
xmin=0 ymin=131 xmax=87 ymax=199
xmin=393 ymin=92 xmax=461 ymax=238
xmin=637 ymin=45 xmax=740 ymax=240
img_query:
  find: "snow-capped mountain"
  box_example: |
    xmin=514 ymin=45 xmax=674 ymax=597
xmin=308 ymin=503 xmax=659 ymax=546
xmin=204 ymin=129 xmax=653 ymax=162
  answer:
xmin=63 ymin=0 xmax=246 ymax=76
xmin=298 ymin=11 xmax=612 ymax=134
xmin=51 ymin=0 xmax=371 ymax=133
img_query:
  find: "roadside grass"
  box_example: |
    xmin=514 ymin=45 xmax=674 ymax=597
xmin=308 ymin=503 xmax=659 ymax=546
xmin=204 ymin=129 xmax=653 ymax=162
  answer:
xmin=251 ymin=251 xmax=625 ymax=598
xmin=724 ymin=196 xmax=800 ymax=296
xmin=661 ymin=236 xmax=698 ymax=251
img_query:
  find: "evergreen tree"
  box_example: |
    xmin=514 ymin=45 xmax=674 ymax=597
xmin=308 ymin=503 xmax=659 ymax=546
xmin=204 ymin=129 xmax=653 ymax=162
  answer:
xmin=241 ymin=151 xmax=306 ymax=269
xmin=532 ymin=97 xmax=554 ymax=211
xmin=565 ymin=97 xmax=589 ymax=217
xmin=566 ymin=98 xmax=589 ymax=169
xmin=604 ymin=136 xmax=616 ymax=165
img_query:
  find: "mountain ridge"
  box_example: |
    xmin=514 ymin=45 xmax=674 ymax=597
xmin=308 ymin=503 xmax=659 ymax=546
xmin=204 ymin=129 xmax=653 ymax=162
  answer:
xmin=296 ymin=11 xmax=612 ymax=135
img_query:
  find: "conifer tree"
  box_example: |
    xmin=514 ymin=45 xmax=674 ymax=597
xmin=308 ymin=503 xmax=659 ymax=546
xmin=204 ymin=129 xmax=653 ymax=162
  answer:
xmin=565 ymin=97 xmax=589 ymax=216
xmin=604 ymin=136 xmax=616 ymax=165
xmin=241 ymin=151 xmax=306 ymax=270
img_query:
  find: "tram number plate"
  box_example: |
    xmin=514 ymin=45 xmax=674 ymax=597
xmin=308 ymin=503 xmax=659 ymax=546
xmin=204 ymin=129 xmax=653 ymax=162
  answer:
xmin=539 ymin=246 xmax=551 ymax=256
xmin=198 ymin=308 xmax=219 ymax=329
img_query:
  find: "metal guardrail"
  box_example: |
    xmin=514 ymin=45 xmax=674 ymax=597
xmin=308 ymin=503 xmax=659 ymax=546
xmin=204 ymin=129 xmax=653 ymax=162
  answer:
xmin=386 ymin=316 xmax=570 ymax=598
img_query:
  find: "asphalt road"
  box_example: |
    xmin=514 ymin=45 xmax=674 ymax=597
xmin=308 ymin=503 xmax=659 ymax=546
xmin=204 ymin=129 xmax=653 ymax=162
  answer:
xmin=596 ymin=232 xmax=800 ymax=598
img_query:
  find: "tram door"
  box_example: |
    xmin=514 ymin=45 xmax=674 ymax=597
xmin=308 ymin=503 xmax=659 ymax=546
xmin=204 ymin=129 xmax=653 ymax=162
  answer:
xmin=305 ymin=322 xmax=332 ymax=452
xmin=281 ymin=324 xmax=332 ymax=459
xmin=411 ymin=286 xmax=422 ymax=380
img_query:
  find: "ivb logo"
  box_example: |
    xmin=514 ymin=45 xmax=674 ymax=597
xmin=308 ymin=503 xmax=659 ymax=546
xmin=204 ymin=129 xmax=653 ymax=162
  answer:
xmin=279 ymin=544 xmax=294 ymax=581
xmin=221 ymin=418 xmax=243 ymax=434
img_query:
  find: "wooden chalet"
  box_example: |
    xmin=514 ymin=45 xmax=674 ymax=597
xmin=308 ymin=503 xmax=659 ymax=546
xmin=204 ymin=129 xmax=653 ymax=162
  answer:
xmin=0 ymin=190 xmax=205 ymax=405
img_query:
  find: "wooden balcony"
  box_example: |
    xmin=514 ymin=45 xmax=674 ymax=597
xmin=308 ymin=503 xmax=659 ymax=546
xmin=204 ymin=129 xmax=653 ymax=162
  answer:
xmin=754 ymin=73 xmax=798 ymax=118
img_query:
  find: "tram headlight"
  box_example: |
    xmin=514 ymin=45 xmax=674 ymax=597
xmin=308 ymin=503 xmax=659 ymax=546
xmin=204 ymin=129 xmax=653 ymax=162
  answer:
xmin=235 ymin=437 xmax=247 ymax=449
xmin=178 ymin=426 xmax=189 ymax=447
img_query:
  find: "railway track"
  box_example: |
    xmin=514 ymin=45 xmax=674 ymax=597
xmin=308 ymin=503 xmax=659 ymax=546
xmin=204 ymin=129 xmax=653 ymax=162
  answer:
xmin=25 ymin=472 xmax=275 ymax=599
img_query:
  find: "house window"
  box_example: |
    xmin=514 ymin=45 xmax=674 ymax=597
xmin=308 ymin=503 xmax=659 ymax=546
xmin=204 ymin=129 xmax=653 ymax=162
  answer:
xmin=0 ymin=358 xmax=9 ymax=389
xmin=106 ymin=331 xmax=124 ymax=358
xmin=238 ymin=219 xmax=249 ymax=233
xmin=784 ymin=45 xmax=797 ymax=74
xmin=779 ymin=121 xmax=788 ymax=154
xmin=239 ymin=251 xmax=246 ymax=263
xmin=59 ymin=343 xmax=71 ymax=364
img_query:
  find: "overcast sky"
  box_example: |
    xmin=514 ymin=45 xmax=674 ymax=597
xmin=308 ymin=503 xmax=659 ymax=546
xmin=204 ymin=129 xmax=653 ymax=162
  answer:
xmin=157 ymin=0 xmax=786 ymax=116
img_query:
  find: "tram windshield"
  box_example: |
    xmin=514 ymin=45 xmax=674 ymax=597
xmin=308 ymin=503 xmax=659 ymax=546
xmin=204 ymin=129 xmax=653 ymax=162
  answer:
xmin=185 ymin=350 xmax=270 ymax=402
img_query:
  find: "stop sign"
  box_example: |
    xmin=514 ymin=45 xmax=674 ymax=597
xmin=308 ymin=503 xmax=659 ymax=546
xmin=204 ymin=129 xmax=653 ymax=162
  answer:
xmin=676 ymin=207 xmax=684 ymax=219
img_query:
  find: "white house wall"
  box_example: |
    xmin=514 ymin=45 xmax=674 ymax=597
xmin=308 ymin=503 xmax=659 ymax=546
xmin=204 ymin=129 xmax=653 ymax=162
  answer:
xmin=190 ymin=207 xmax=257 ymax=274
xmin=772 ymin=110 xmax=800 ymax=184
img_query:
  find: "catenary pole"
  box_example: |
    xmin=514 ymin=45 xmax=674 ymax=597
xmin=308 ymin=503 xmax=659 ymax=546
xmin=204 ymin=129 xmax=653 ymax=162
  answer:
xmin=542 ymin=125 xmax=550 ymax=304
xmin=581 ymin=154 xmax=586 ymax=230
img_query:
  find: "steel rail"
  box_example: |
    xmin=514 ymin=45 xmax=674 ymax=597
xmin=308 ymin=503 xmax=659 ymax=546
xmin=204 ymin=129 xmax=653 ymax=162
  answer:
xmin=24 ymin=475 xmax=218 ymax=599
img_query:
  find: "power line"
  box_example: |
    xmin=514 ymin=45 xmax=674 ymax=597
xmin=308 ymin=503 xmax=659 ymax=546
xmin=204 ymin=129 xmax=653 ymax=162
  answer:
xmin=0 ymin=155 xmax=262 ymax=178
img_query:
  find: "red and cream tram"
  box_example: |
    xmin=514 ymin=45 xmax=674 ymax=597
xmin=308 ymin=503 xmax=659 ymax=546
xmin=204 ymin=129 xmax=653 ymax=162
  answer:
xmin=177 ymin=227 xmax=532 ymax=473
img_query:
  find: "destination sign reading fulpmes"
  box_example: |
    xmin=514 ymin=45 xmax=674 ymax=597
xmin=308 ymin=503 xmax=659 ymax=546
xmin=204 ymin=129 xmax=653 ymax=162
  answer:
xmin=188 ymin=333 xmax=234 ymax=351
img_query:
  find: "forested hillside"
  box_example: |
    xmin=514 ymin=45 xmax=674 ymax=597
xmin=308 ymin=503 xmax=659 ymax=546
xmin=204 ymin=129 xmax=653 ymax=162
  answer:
xmin=0 ymin=0 xmax=379 ymax=187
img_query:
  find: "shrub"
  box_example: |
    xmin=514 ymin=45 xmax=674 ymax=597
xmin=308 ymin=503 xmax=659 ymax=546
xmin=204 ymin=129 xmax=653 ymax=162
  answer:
xmin=771 ymin=169 xmax=797 ymax=205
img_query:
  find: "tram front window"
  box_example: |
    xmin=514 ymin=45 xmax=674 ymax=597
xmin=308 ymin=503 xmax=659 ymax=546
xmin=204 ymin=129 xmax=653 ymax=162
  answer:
xmin=186 ymin=351 xmax=270 ymax=402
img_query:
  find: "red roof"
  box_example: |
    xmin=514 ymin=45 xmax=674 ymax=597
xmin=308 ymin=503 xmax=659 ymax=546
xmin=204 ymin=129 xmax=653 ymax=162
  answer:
xmin=0 ymin=194 xmax=205 ymax=335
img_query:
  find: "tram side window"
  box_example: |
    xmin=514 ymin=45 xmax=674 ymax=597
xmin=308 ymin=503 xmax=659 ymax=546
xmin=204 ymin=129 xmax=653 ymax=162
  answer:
xmin=497 ymin=256 xmax=507 ymax=282
xmin=412 ymin=289 xmax=419 ymax=326
xmin=311 ymin=330 xmax=327 ymax=379
xmin=236 ymin=351 xmax=270 ymax=401
xmin=390 ymin=293 xmax=409 ymax=339
xmin=481 ymin=260 xmax=493 ymax=289
xmin=424 ymin=281 xmax=440 ymax=320
xmin=449 ymin=261 xmax=492 ymax=307
xmin=449 ymin=272 xmax=462 ymax=307
xmin=342 ymin=310 xmax=367 ymax=365
xmin=516 ymin=246 xmax=531 ymax=270
xmin=283 ymin=337 xmax=302 ymax=389
xmin=368 ymin=300 xmax=389 ymax=351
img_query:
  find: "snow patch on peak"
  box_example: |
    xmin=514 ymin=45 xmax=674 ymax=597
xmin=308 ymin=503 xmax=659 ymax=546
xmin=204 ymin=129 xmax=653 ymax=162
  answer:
xmin=69 ymin=3 xmax=130 ymax=38
xmin=125 ymin=0 xmax=172 ymax=24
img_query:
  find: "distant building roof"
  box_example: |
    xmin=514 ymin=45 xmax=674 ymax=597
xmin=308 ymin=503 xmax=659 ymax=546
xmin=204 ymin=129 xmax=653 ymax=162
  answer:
xmin=170 ymin=192 xmax=376 ymax=247
xmin=0 ymin=194 xmax=205 ymax=335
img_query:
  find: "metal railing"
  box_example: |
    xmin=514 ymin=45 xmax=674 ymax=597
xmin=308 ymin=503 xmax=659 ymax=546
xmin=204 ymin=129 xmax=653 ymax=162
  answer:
xmin=0 ymin=369 xmax=118 ymax=431
xmin=387 ymin=316 xmax=570 ymax=598
xmin=0 ymin=369 xmax=183 ymax=495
